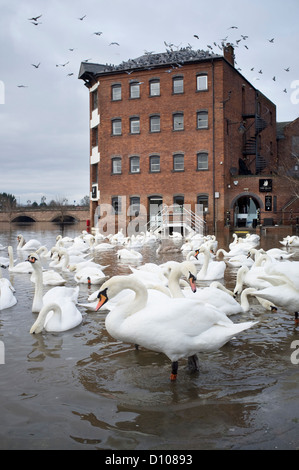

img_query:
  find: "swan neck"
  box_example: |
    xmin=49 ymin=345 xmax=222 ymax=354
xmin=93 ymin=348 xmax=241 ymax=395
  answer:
xmin=199 ymin=248 xmax=210 ymax=275
xmin=168 ymin=266 xmax=185 ymax=298
xmin=32 ymin=303 xmax=62 ymax=331
xmin=32 ymin=261 xmax=44 ymax=312
xmin=8 ymin=246 xmax=14 ymax=268
xmin=108 ymin=277 xmax=148 ymax=316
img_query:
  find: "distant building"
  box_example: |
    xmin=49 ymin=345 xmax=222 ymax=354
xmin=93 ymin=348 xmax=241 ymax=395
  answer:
xmin=79 ymin=45 xmax=297 ymax=234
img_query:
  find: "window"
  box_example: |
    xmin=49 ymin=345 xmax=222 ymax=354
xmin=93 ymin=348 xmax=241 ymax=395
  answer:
xmin=112 ymin=196 xmax=121 ymax=214
xmin=111 ymin=157 xmax=121 ymax=174
xmin=112 ymin=118 xmax=122 ymax=135
xmin=197 ymin=152 xmax=208 ymax=170
xmin=150 ymin=115 xmax=160 ymax=132
xmin=149 ymin=79 xmax=160 ymax=96
xmin=91 ymin=127 xmax=98 ymax=147
xmin=91 ymin=90 xmax=98 ymax=110
xmin=130 ymin=81 xmax=140 ymax=99
xmin=130 ymin=117 xmax=140 ymax=134
xmin=197 ymin=195 xmax=209 ymax=212
xmin=129 ymin=197 xmax=140 ymax=216
xmin=149 ymin=155 xmax=160 ymax=172
xmin=130 ymin=156 xmax=140 ymax=173
xmin=173 ymin=113 xmax=184 ymax=131
xmin=173 ymin=153 xmax=184 ymax=171
xmin=173 ymin=77 xmax=184 ymax=94
xmin=196 ymin=74 xmax=208 ymax=91
xmin=197 ymin=111 xmax=208 ymax=129
xmin=111 ymin=84 xmax=121 ymax=101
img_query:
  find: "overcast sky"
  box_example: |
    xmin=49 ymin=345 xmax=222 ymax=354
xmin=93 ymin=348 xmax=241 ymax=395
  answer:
xmin=1 ymin=0 xmax=299 ymax=205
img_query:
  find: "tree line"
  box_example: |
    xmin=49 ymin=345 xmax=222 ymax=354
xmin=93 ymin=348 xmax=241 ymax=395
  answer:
xmin=0 ymin=193 xmax=89 ymax=211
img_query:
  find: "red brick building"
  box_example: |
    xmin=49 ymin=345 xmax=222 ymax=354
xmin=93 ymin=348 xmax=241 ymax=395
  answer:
xmin=79 ymin=45 xmax=296 ymax=234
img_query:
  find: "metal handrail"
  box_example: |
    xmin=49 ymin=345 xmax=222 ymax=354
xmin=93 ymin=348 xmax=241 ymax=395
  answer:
xmin=147 ymin=204 xmax=205 ymax=234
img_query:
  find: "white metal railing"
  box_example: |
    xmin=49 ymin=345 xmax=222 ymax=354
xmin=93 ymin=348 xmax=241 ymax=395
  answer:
xmin=147 ymin=204 xmax=205 ymax=236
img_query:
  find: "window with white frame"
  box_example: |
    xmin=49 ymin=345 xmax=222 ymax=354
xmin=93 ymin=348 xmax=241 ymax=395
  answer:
xmin=173 ymin=113 xmax=184 ymax=131
xmin=112 ymin=118 xmax=122 ymax=135
xmin=196 ymin=74 xmax=208 ymax=91
xmin=149 ymin=155 xmax=160 ymax=172
xmin=197 ymin=110 xmax=208 ymax=129
xmin=130 ymin=156 xmax=140 ymax=173
xmin=173 ymin=76 xmax=184 ymax=94
xmin=197 ymin=152 xmax=208 ymax=170
xmin=111 ymin=84 xmax=121 ymax=101
xmin=111 ymin=157 xmax=122 ymax=174
xmin=130 ymin=82 xmax=140 ymax=99
xmin=149 ymin=79 xmax=160 ymax=96
xmin=130 ymin=117 xmax=140 ymax=134
xmin=173 ymin=153 xmax=184 ymax=171
xmin=150 ymin=115 xmax=160 ymax=132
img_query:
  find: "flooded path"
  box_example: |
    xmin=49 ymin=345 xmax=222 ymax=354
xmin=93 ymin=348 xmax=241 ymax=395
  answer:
xmin=0 ymin=223 xmax=298 ymax=450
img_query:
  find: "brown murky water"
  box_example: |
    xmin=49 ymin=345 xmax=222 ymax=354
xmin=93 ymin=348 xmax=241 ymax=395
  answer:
xmin=0 ymin=222 xmax=298 ymax=450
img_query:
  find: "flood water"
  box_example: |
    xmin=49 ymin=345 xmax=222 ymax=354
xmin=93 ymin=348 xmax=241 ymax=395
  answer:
xmin=0 ymin=222 xmax=298 ymax=451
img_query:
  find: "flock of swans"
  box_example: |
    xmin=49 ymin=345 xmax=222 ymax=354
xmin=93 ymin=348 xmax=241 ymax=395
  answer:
xmin=0 ymin=229 xmax=298 ymax=381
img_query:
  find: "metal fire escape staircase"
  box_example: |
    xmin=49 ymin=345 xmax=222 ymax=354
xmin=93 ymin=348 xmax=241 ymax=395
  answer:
xmin=241 ymin=113 xmax=269 ymax=174
xmin=148 ymin=205 xmax=205 ymax=237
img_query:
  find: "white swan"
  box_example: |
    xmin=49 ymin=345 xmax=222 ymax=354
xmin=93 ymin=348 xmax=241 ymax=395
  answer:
xmin=0 ymin=265 xmax=17 ymax=310
xmin=264 ymin=248 xmax=295 ymax=260
xmin=117 ymin=248 xmax=143 ymax=261
xmin=84 ymin=261 xmax=197 ymax=311
xmin=74 ymin=266 xmax=107 ymax=285
xmin=30 ymin=267 xmax=66 ymax=286
xmin=95 ymin=276 xmax=257 ymax=380
xmin=17 ymin=234 xmax=41 ymax=251
xmin=225 ymin=254 xmax=254 ymax=268
xmin=30 ymin=301 xmax=82 ymax=334
xmin=27 ymin=253 xmax=80 ymax=315
xmin=49 ymin=248 xmax=89 ymax=270
xmin=261 ymin=259 xmax=299 ymax=291
xmin=233 ymin=255 xmax=274 ymax=294
xmin=7 ymin=246 xmax=33 ymax=273
xmin=182 ymin=281 xmax=244 ymax=315
xmin=239 ymin=287 xmax=277 ymax=312
xmin=250 ymin=279 xmax=299 ymax=321
xmin=234 ymin=265 xmax=267 ymax=295
xmin=280 ymin=235 xmax=299 ymax=247
xmin=196 ymin=246 xmax=226 ymax=280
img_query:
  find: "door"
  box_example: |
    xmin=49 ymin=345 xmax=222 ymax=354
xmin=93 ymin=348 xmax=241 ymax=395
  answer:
xmin=148 ymin=196 xmax=163 ymax=230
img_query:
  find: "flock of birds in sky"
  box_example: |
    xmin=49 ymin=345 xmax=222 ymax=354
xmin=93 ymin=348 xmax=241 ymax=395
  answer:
xmin=16 ymin=14 xmax=292 ymax=97
xmin=1 ymin=229 xmax=299 ymax=381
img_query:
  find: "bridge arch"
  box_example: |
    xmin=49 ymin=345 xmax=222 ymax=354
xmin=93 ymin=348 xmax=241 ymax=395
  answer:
xmin=11 ymin=215 xmax=37 ymax=223
xmin=51 ymin=213 xmax=80 ymax=224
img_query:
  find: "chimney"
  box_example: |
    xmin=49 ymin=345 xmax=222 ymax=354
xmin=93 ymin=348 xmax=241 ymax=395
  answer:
xmin=223 ymin=43 xmax=235 ymax=67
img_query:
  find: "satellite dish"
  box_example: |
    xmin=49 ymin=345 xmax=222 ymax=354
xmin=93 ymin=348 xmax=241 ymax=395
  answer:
xmin=230 ymin=167 xmax=238 ymax=176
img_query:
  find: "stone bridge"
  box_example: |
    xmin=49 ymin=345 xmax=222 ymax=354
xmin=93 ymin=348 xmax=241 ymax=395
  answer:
xmin=0 ymin=206 xmax=90 ymax=224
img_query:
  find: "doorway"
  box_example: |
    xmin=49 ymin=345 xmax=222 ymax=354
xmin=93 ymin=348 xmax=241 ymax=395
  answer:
xmin=148 ymin=196 xmax=163 ymax=230
xmin=234 ymin=195 xmax=260 ymax=228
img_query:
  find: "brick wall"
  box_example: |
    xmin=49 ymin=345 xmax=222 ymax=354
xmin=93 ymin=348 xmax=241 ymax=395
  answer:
xmin=87 ymin=53 xmax=287 ymax=233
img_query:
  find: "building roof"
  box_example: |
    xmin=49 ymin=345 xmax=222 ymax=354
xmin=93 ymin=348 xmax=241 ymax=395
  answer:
xmin=78 ymin=47 xmax=221 ymax=85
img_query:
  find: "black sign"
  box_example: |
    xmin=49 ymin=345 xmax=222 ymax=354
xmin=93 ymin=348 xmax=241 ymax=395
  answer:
xmin=91 ymin=185 xmax=97 ymax=199
xmin=265 ymin=195 xmax=272 ymax=211
xmin=259 ymin=179 xmax=272 ymax=192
